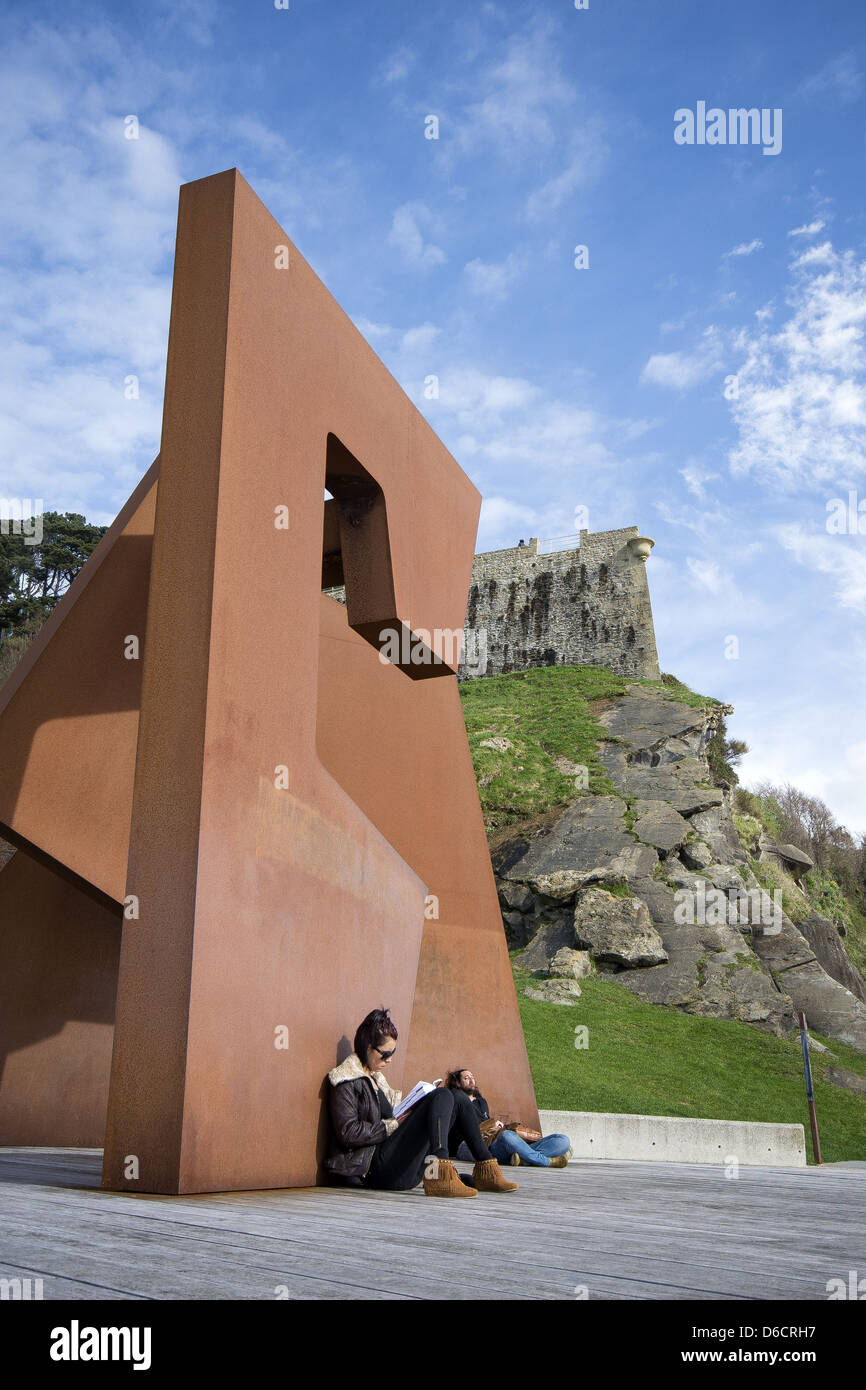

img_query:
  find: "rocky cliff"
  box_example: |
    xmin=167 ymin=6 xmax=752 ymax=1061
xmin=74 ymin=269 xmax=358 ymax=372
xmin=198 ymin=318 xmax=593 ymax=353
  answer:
xmin=488 ymin=684 xmax=866 ymax=1053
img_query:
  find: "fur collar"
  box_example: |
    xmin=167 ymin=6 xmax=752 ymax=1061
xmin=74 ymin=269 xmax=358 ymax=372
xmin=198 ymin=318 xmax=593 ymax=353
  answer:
xmin=328 ymin=1052 xmax=402 ymax=1106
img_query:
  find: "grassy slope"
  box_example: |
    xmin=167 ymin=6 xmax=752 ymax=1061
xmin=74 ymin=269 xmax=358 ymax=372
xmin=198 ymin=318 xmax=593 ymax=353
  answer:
xmin=517 ymin=968 xmax=866 ymax=1163
xmin=735 ymin=806 xmax=866 ymax=983
xmin=458 ymin=664 xmax=866 ymax=1162
xmin=459 ymin=664 xmax=721 ymax=830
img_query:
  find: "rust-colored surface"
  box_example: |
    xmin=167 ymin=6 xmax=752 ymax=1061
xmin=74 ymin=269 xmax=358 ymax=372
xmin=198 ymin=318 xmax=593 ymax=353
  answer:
xmin=0 ymin=169 xmax=537 ymax=1194
xmin=0 ymin=849 xmax=120 ymax=1146
xmin=316 ymin=596 xmax=538 ymax=1122
xmin=0 ymin=466 xmax=156 ymax=902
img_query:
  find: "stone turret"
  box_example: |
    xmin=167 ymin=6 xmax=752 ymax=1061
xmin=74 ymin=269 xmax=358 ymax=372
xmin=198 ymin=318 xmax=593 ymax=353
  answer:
xmin=460 ymin=525 xmax=660 ymax=681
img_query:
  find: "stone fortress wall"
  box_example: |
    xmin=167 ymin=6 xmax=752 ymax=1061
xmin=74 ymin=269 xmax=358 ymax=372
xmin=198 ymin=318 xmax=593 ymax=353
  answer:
xmin=460 ymin=526 xmax=660 ymax=682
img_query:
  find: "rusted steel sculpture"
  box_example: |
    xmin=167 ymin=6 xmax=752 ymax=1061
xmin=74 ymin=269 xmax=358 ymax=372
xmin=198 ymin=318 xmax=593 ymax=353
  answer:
xmin=0 ymin=170 xmax=537 ymax=1194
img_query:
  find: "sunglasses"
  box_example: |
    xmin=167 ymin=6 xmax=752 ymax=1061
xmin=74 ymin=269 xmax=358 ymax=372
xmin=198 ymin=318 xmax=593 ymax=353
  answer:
xmin=374 ymin=1046 xmax=396 ymax=1059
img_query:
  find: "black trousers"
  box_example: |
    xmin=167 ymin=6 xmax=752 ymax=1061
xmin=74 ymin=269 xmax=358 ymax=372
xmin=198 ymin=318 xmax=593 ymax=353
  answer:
xmin=366 ymin=1088 xmax=493 ymax=1191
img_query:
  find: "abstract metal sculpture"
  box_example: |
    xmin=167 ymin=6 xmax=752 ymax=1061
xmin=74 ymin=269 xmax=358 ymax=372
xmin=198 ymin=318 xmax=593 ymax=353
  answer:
xmin=0 ymin=170 xmax=537 ymax=1194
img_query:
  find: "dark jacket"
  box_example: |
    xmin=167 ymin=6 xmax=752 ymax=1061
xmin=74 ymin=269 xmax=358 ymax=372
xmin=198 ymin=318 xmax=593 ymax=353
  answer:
xmin=326 ymin=1053 xmax=402 ymax=1180
xmin=447 ymin=1089 xmax=490 ymax=1157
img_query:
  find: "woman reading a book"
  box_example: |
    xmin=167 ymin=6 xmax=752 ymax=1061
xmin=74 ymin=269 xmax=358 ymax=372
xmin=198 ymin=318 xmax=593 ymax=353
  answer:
xmin=325 ymin=1007 xmax=518 ymax=1198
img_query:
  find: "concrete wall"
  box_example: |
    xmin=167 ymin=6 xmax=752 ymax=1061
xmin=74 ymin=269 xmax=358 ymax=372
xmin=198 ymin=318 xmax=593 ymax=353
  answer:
xmin=539 ymin=1109 xmax=807 ymax=1167
xmin=460 ymin=527 xmax=660 ymax=682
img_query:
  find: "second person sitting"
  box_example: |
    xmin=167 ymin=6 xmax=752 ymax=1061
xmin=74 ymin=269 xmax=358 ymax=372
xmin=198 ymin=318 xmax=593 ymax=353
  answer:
xmin=325 ymin=1008 xmax=519 ymax=1198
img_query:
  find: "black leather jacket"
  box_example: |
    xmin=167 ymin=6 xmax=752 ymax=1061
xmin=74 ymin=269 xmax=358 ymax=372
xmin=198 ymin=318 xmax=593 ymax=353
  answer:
xmin=326 ymin=1054 xmax=400 ymax=1180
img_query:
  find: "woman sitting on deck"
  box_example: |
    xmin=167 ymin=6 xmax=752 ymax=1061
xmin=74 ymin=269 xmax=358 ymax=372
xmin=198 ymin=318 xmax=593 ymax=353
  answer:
xmin=325 ymin=1008 xmax=518 ymax=1198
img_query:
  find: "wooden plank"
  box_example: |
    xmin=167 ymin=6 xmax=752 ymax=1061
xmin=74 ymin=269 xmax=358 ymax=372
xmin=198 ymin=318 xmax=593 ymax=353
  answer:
xmin=2 ymin=1149 xmax=864 ymax=1301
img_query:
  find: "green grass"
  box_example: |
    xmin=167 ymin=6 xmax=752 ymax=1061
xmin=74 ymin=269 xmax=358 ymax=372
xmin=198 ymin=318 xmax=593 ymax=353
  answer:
xmin=733 ymin=812 xmax=866 ymax=976
xmin=459 ymin=663 xmax=721 ymax=830
xmin=652 ymin=672 xmax=726 ymax=710
xmin=514 ymin=966 xmax=866 ymax=1163
xmin=733 ymin=787 xmax=787 ymax=841
xmin=804 ymin=868 xmax=866 ymax=978
xmin=845 ymin=901 xmax=866 ymax=981
xmin=464 ymin=662 xmax=866 ymax=1153
xmin=747 ymin=855 xmax=810 ymax=924
xmin=605 ymin=878 xmax=632 ymax=898
xmin=806 ymin=868 xmax=854 ymax=929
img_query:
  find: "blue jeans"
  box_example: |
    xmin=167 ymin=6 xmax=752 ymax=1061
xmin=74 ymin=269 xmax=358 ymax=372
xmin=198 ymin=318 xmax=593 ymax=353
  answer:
xmin=490 ymin=1130 xmax=571 ymax=1167
xmin=455 ymin=1130 xmax=571 ymax=1166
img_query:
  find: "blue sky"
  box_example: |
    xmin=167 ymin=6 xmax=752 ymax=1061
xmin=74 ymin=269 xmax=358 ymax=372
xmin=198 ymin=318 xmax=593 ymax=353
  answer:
xmin=1 ymin=0 xmax=864 ymax=833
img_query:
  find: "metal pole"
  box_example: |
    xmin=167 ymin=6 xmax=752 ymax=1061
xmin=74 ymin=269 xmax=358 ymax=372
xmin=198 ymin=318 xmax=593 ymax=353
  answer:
xmin=798 ymin=1011 xmax=822 ymax=1165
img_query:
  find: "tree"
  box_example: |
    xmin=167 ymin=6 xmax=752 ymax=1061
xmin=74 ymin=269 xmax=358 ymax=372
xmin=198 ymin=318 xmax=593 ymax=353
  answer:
xmin=707 ymin=714 xmax=749 ymax=785
xmin=0 ymin=512 xmax=107 ymax=643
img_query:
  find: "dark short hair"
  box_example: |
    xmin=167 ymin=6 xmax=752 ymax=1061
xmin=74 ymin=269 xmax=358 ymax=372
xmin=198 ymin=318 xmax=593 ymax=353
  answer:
xmin=354 ymin=1008 xmax=398 ymax=1062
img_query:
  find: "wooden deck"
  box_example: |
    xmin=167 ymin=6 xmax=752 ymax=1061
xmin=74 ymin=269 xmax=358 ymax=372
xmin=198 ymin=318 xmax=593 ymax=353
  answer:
xmin=1 ymin=1148 xmax=864 ymax=1301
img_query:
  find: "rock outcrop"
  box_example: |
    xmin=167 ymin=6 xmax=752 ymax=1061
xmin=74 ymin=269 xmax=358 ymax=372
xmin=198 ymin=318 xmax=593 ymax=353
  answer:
xmin=496 ymin=685 xmax=866 ymax=1051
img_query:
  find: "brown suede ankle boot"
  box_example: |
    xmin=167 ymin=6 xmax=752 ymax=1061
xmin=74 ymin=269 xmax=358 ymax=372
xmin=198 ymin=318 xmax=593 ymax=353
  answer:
xmin=423 ymin=1157 xmax=477 ymax=1197
xmin=471 ymin=1158 xmax=518 ymax=1192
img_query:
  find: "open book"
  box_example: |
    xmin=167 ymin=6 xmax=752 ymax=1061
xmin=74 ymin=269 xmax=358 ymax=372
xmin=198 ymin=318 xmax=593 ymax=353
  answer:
xmin=392 ymin=1079 xmax=443 ymax=1119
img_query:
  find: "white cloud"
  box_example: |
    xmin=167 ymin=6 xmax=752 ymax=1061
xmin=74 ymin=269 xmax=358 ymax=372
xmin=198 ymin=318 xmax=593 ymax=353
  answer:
xmin=231 ymin=115 xmax=293 ymax=160
xmin=400 ymin=322 xmax=441 ymax=354
xmin=792 ymin=240 xmax=836 ymax=268
xmin=642 ymin=353 xmax=701 ymax=390
xmin=476 ymin=496 xmax=541 ymax=549
xmin=0 ymin=19 xmax=368 ymax=523
xmin=463 ymin=251 xmax=523 ymax=301
xmin=775 ymin=525 xmax=866 ymax=613
xmin=679 ymin=462 xmax=720 ymax=500
xmin=641 ymin=327 xmax=725 ymax=391
xmin=447 ymin=393 xmax=628 ymax=487
xmin=441 ymin=24 xmax=607 ymax=217
xmin=728 ymin=241 xmax=866 ymax=487
xmin=800 ymin=52 xmax=863 ymax=102
xmin=648 ymin=534 xmax=781 ymax=700
xmin=375 ymin=321 xmax=648 ymax=498
xmin=844 ymin=740 xmax=866 ymax=784
xmin=654 ymin=498 xmax=724 ymax=543
xmin=789 ymin=219 xmax=826 ymax=238
xmin=736 ymin=707 xmax=866 ymax=838
xmin=686 ymin=558 xmax=733 ymax=596
xmin=525 ymin=124 xmax=607 ymax=220
xmin=0 ymin=28 xmax=185 ymax=518
xmin=152 ymin=0 xmax=222 ymax=48
xmin=723 ymin=239 xmax=763 ymax=259
xmin=475 ymin=494 xmax=598 ymax=553
xmin=381 ymin=46 xmax=415 ymax=85
xmin=439 ymin=368 xmax=540 ymax=420
xmin=387 ymin=202 xmax=447 ymax=270
xmin=452 ymin=28 xmax=576 ymax=161
xmin=352 ymin=316 xmax=392 ymax=341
